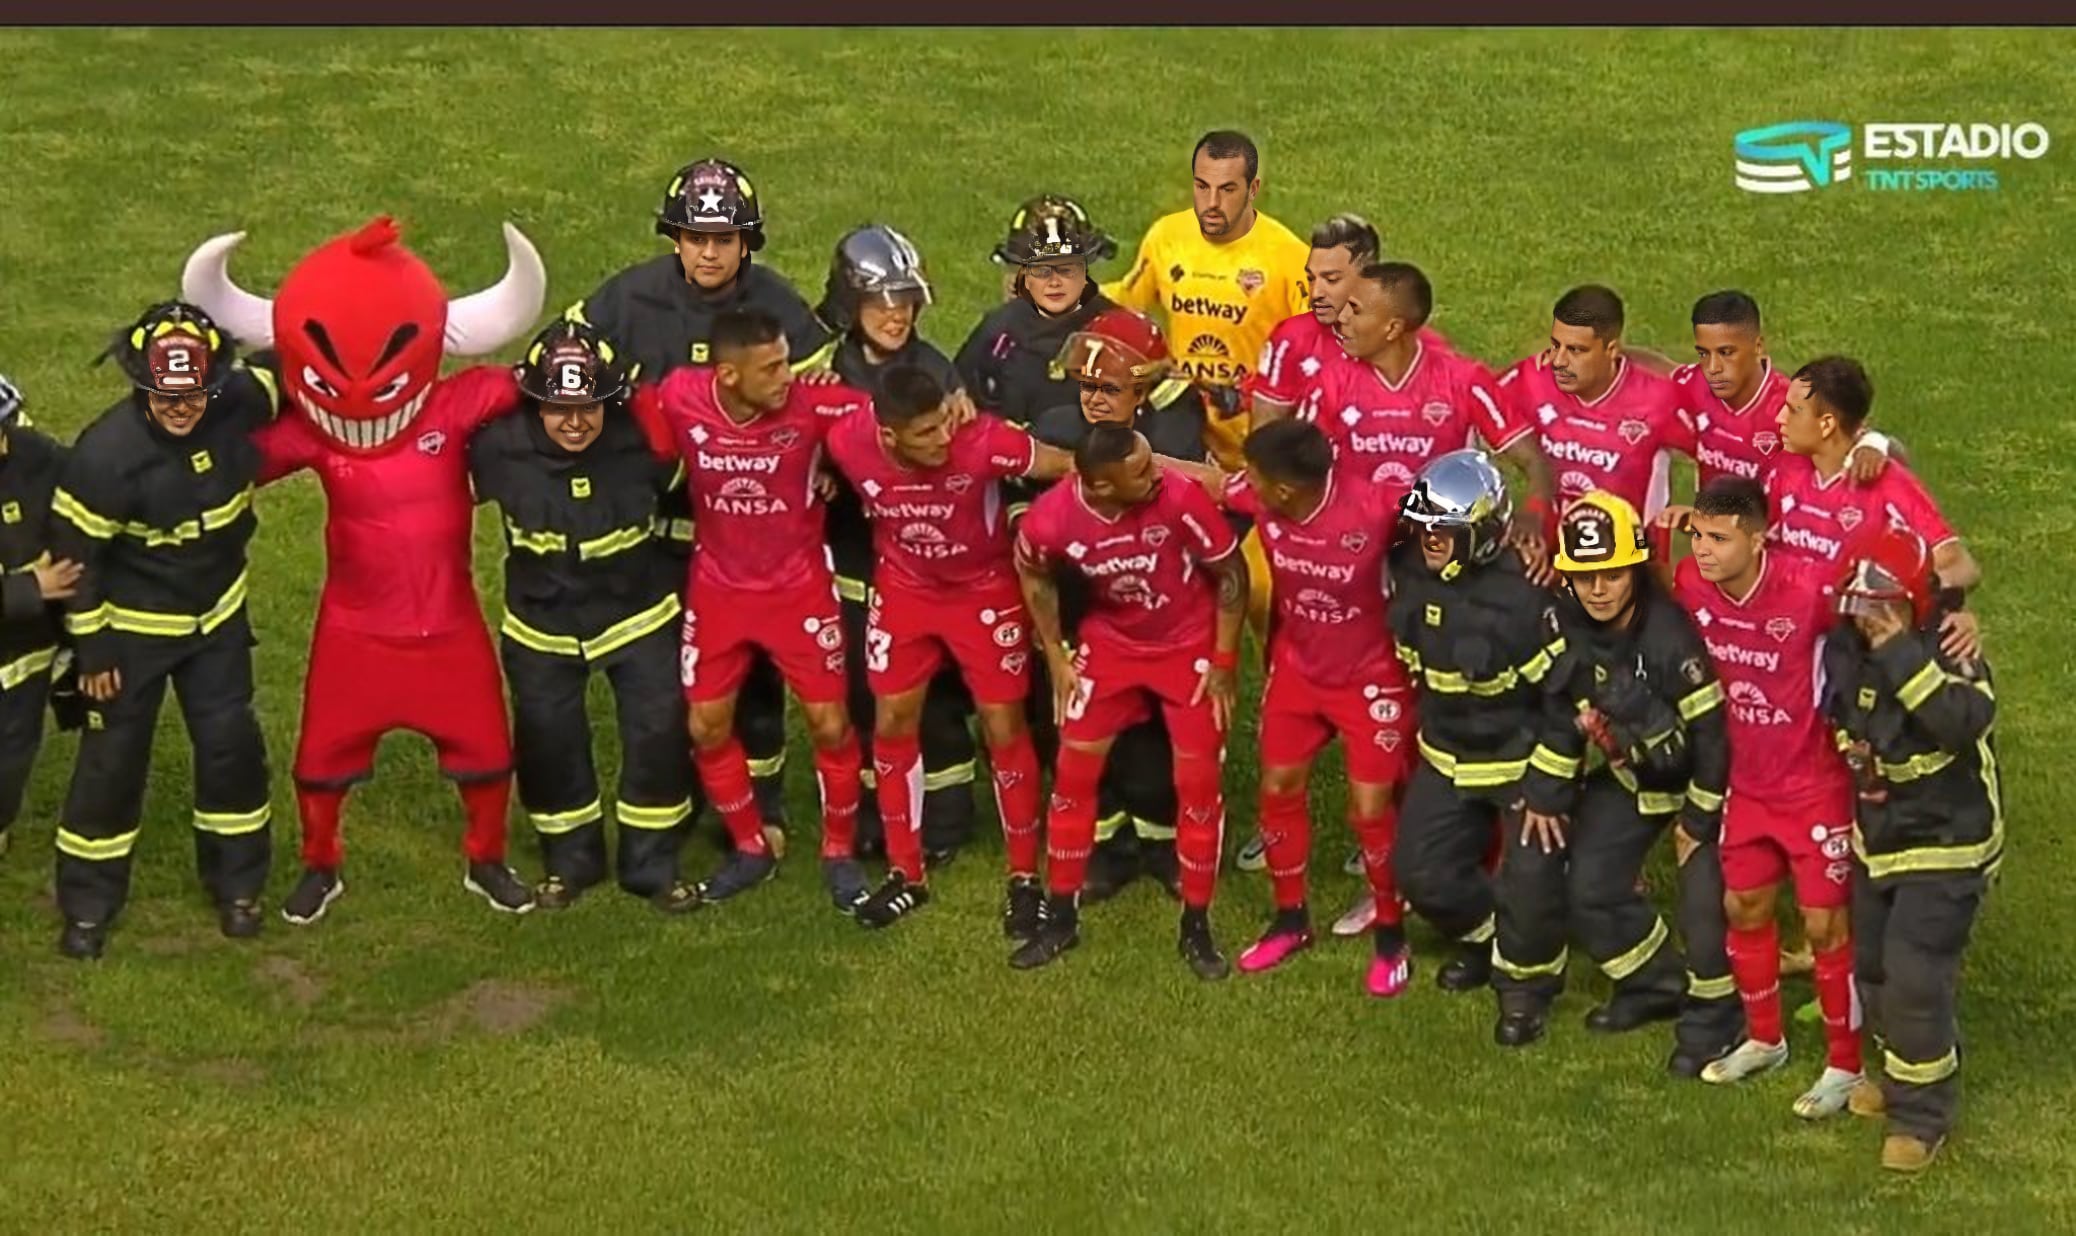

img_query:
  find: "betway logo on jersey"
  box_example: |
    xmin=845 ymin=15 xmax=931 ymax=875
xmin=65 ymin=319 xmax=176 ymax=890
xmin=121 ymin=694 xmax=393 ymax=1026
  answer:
xmin=698 ymin=451 xmax=781 ymax=475
xmin=1083 ymin=552 xmax=1162 ymax=578
xmin=1776 ymin=522 xmax=1842 ymax=561
xmin=1170 ymin=293 xmax=1248 ymax=324
xmin=1348 ymin=430 xmax=1434 ymax=458
xmin=1705 ymin=638 xmax=1781 ymax=675
xmin=870 ymin=500 xmax=956 ymax=522
xmin=1270 ymin=546 xmax=1355 ymax=585
xmin=1733 ymin=119 xmax=2049 ymax=194
xmin=1543 ymin=436 xmax=1621 ymax=471
xmin=1697 ymin=442 xmax=1764 ymax=480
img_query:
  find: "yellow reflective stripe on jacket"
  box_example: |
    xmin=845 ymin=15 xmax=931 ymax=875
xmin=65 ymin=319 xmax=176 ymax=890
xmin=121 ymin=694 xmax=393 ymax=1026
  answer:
xmin=247 ymin=363 xmax=280 ymax=414
xmin=56 ymin=826 xmax=140 ymax=861
xmin=1417 ymin=735 xmax=1527 ymax=788
xmin=1879 ymin=750 xmax=1956 ymax=783
xmin=1854 ymin=733 xmax=2002 ymax=880
xmin=117 ymin=487 xmax=253 ymax=547
xmin=1677 ymin=680 xmax=1724 ymax=721
xmin=834 ymin=575 xmax=869 ymax=605
xmin=67 ymin=569 xmax=249 ymax=638
xmin=1418 ymin=637 xmax=1565 ymax=697
xmin=1149 ymin=377 xmax=1193 ymax=409
xmin=1885 ymin=1046 xmax=1958 ymax=1086
xmin=1600 ymin=918 xmax=1669 ymax=980
xmin=0 ymin=646 xmax=58 ymax=690
xmin=1607 ymin=764 xmax=1687 ymax=815
xmin=52 ymin=488 xmax=119 ymax=539
xmin=502 ymin=593 xmax=681 ymax=663
xmin=1896 ymin=660 xmax=1944 ymax=710
xmin=617 ymin=799 xmax=693 ymax=831
xmin=923 ymin=760 xmax=978 ymax=792
xmin=791 ymin=339 xmax=839 ymax=373
xmin=1528 ymin=744 xmax=1580 ymax=779
xmin=505 ymin=518 xmax=568 ymax=556
xmin=578 ymin=524 xmax=652 ymax=561
xmin=529 ymin=799 xmax=604 ymax=835
xmin=1686 ymin=785 xmax=1725 ymax=813
xmin=1493 ymin=945 xmax=1568 ymax=980
xmin=650 ymin=514 xmax=696 ymax=544
xmin=192 ymin=805 xmax=270 ymax=836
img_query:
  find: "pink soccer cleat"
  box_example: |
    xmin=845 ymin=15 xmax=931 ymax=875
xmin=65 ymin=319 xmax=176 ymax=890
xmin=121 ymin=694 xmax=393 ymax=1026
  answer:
xmin=1366 ymin=948 xmax=1412 ymax=998
xmin=1237 ymin=927 xmax=1314 ymax=974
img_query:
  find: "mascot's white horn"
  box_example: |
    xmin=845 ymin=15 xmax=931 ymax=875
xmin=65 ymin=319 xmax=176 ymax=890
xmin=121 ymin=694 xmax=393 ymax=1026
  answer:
xmin=444 ymin=223 xmax=548 ymax=358
xmin=181 ymin=231 xmax=276 ymax=348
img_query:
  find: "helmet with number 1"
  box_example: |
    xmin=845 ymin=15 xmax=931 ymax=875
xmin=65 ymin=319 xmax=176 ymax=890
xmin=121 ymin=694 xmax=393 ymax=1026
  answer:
xmin=106 ymin=300 xmax=237 ymax=397
xmin=994 ymin=193 xmax=1116 ymax=267
xmin=1400 ymin=449 xmax=1513 ymax=567
xmin=1555 ymin=491 xmax=1651 ymax=573
xmin=1838 ymin=525 xmax=1936 ymax=628
xmin=821 ymin=224 xmax=933 ymax=335
xmin=515 ymin=321 xmax=633 ymax=406
xmin=656 ymin=157 xmax=767 ymax=251
xmin=1058 ymin=306 xmax=1172 ymax=390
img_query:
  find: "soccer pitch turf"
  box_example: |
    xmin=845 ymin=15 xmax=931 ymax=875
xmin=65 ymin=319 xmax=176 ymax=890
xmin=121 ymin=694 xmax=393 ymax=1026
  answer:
xmin=1 ymin=26 xmax=2072 ymax=1233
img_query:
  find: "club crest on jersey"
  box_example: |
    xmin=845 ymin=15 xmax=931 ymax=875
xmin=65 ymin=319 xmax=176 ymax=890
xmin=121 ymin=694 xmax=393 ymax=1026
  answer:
xmin=1000 ymin=650 xmax=1029 ymax=675
xmin=1341 ymin=531 xmax=1370 ymax=554
xmin=945 ymin=474 xmax=974 ymax=494
xmin=859 ymin=479 xmax=882 ymax=499
xmin=1618 ymin=419 xmax=1649 ymax=445
xmin=1168 ymin=263 xmax=1186 ymax=282
xmin=1141 ymin=525 xmax=1170 ymax=548
xmin=1838 ymin=505 xmax=1865 ymax=531
xmin=1236 ymin=268 xmax=1265 ymax=295
xmin=688 ymin=424 xmax=711 ymax=445
xmin=1754 ymin=430 xmax=1780 ymax=456
xmin=1376 ymin=729 xmax=1402 ymax=751
xmin=770 ymin=427 xmax=801 ymax=449
xmin=1766 ymin=616 xmax=1797 ymax=643
xmin=417 ymin=430 xmax=447 ymax=456
xmin=1340 ymin=405 xmax=1363 ymax=428
xmin=1064 ymin=541 xmax=1088 ymax=561
xmin=1421 ymin=401 xmax=1452 ymax=427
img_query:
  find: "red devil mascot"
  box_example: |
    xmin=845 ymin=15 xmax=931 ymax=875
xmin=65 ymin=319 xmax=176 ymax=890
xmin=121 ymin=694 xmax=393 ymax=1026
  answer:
xmin=184 ymin=216 xmax=546 ymax=923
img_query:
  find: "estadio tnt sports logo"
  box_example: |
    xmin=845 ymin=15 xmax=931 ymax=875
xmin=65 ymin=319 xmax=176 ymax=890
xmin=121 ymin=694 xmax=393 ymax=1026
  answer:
xmin=1733 ymin=120 xmax=2050 ymax=194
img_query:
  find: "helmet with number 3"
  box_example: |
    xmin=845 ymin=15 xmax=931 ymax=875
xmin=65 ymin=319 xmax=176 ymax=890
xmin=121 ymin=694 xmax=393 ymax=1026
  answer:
xmin=515 ymin=320 xmax=633 ymax=405
xmin=1555 ymin=491 xmax=1651 ymax=573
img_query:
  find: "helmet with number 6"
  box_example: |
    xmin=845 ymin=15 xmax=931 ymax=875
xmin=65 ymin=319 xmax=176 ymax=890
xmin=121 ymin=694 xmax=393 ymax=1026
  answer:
xmin=1555 ymin=491 xmax=1651 ymax=573
xmin=1401 ymin=449 xmax=1513 ymax=567
xmin=515 ymin=321 xmax=633 ymax=405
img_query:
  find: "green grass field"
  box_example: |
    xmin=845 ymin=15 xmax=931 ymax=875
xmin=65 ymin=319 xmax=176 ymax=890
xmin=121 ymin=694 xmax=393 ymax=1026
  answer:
xmin=2 ymin=27 xmax=2073 ymax=1233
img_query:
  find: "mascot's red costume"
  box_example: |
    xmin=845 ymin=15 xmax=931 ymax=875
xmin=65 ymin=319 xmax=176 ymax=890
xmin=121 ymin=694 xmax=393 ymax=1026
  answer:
xmin=183 ymin=217 xmax=547 ymax=919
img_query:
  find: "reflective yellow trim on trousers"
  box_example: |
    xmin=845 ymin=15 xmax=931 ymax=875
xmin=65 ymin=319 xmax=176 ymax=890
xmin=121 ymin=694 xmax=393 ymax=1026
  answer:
xmin=1461 ymin=915 xmax=1495 ymax=945
xmin=192 ymin=805 xmax=270 ymax=836
xmin=52 ymin=488 xmax=119 ymax=539
xmin=1601 ymin=917 xmax=1669 ymax=981
xmin=1687 ymin=972 xmax=1737 ymax=1001
xmin=0 ymin=646 xmax=57 ymax=691
xmin=1417 ymin=736 xmax=1526 ymax=788
xmin=747 ymin=751 xmax=786 ymax=778
xmin=835 ymin=575 xmax=869 ymax=605
xmin=1133 ymin=818 xmax=1177 ymax=841
xmin=1677 ymin=680 xmax=1725 ymax=721
xmin=616 ymin=799 xmax=693 ymax=831
xmin=1494 ymin=945 xmax=1568 ymax=979
xmin=502 ymin=594 xmax=681 ymax=663
xmin=1884 ymin=1046 xmax=1958 ymax=1086
xmin=531 ymin=799 xmax=605 ymax=835
xmin=66 ymin=570 xmax=249 ymax=638
xmin=1094 ymin=811 xmax=1129 ymax=842
xmin=578 ymin=525 xmax=651 ymax=561
xmin=923 ymin=761 xmax=977 ymax=792
xmin=57 ymin=827 xmax=140 ymax=861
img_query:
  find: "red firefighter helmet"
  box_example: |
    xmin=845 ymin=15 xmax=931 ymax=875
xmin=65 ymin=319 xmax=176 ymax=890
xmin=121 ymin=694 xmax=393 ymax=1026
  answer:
xmin=1837 ymin=524 xmax=1935 ymax=628
xmin=1057 ymin=307 xmax=1172 ymax=390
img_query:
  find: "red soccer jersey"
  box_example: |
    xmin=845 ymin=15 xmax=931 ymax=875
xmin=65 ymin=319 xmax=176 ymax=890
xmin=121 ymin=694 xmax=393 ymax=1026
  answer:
xmin=636 ymin=369 xmax=869 ymax=593
xmin=1673 ymin=361 xmax=1793 ymax=489
xmin=825 ymin=409 xmax=1035 ymax=593
xmin=1249 ymin=312 xmax=1452 ymax=409
xmin=1499 ymin=356 xmax=1696 ymax=518
xmin=1016 ymin=470 xmax=1239 ymax=658
xmin=1225 ymin=471 xmax=1399 ymax=688
xmin=1295 ymin=341 xmax=1526 ymax=491
xmin=1766 ymin=452 xmax=1958 ymax=569
xmin=1673 ymin=553 xmax=1847 ymax=805
xmin=256 ymin=365 xmax=516 ymax=638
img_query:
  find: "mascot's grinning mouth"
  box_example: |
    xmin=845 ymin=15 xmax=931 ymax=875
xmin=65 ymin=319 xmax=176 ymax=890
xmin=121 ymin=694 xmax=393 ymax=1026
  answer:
xmin=297 ymin=387 xmax=429 ymax=449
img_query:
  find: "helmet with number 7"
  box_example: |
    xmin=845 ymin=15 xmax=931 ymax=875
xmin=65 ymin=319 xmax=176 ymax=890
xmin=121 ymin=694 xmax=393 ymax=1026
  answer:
xmin=1058 ymin=306 xmax=1172 ymax=390
xmin=1555 ymin=491 xmax=1651 ymax=573
xmin=1838 ymin=524 xmax=1935 ymax=628
xmin=1400 ymin=449 xmax=1513 ymax=567
xmin=515 ymin=320 xmax=633 ymax=406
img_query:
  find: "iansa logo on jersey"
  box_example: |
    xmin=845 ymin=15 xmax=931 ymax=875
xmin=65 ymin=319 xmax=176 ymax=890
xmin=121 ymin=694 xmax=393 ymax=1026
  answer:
xmin=1733 ymin=119 xmax=2049 ymax=194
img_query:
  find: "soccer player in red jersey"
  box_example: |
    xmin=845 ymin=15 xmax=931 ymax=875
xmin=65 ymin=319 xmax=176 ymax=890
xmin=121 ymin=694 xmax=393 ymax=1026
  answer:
xmin=1672 ymin=476 xmax=1864 ymax=1117
xmin=1012 ymin=424 xmax=1250 ymax=979
xmin=628 ymin=310 xmax=872 ymax=913
xmin=1222 ymin=419 xmax=1417 ymax=996
xmin=1497 ymin=285 xmax=1698 ymax=525
xmin=824 ymin=365 xmax=1075 ymax=932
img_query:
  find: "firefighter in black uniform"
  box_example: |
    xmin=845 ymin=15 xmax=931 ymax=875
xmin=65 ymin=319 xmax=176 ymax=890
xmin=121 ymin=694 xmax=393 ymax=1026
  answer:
xmin=1824 ymin=526 xmax=2000 ymax=1175
xmin=955 ymin=194 xmax=1120 ymax=428
xmin=469 ymin=322 xmax=702 ymax=914
xmin=814 ymin=223 xmax=978 ymax=867
xmin=0 ymin=373 xmax=84 ymax=861
xmin=1025 ymin=306 xmax=1215 ymax=900
xmin=1527 ymin=492 xmax=1741 ymax=1072
xmin=1387 ymin=449 xmax=1570 ymax=1046
xmin=565 ymin=156 xmax=835 ymax=851
xmin=49 ymin=303 xmax=274 ymax=959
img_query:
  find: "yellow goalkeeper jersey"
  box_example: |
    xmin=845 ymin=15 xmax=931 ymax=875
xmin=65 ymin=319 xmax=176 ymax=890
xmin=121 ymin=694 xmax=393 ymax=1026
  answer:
xmin=1103 ymin=207 xmax=1311 ymax=466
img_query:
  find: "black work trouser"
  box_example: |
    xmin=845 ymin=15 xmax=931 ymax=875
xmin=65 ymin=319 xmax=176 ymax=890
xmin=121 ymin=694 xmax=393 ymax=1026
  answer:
xmin=1855 ymin=866 xmax=1987 ymax=1144
xmin=0 ymin=659 xmax=52 ymax=841
xmin=1393 ymin=762 xmax=1502 ymax=953
xmin=839 ymin=589 xmax=977 ymax=858
xmin=1567 ymin=777 xmax=1685 ymax=1003
xmin=1673 ymin=833 xmax=1745 ymax=1058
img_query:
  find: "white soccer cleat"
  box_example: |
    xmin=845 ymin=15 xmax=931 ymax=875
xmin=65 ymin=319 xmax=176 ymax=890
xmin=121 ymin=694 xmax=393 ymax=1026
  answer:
xmin=1235 ymin=833 xmax=1268 ymax=872
xmin=1792 ymin=1066 xmax=1865 ymax=1121
xmin=1700 ymin=1037 xmax=1789 ymax=1085
xmin=1331 ymin=894 xmax=1378 ymax=938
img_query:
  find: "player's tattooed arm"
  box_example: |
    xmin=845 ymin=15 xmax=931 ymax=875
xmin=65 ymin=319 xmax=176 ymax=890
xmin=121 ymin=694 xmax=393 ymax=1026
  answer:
xmin=1015 ymin=541 xmax=1077 ymax=723
xmin=1198 ymin=549 xmax=1251 ymax=730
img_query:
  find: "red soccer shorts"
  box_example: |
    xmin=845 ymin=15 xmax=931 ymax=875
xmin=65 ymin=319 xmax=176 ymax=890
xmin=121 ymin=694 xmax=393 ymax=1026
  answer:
xmin=1058 ymin=637 xmax=1222 ymax=755
xmin=1259 ymin=662 xmax=1414 ymax=786
xmin=866 ymin=578 xmax=1030 ymax=705
xmin=1720 ymin=778 xmax=1856 ymax=909
xmin=682 ymin=572 xmax=847 ymax=705
xmin=294 ymin=620 xmax=512 ymax=787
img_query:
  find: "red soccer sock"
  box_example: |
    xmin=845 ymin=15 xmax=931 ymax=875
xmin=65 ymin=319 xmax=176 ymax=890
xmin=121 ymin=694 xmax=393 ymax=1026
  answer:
xmin=457 ymin=778 xmax=511 ymax=864
xmin=1044 ymin=745 xmax=1105 ymax=897
xmin=1814 ymin=942 xmax=1864 ymax=1073
xmin=874 ymin=732 xmax=924 ymax=881
xmin=1174 ymin=752 xmax=1225 ymax=911
xmin=1351 ymin=806 xmax=1403 ymax=926
xmin=694 ymin=739 xmax=770 ymax=856
xmin=1727 ymin=920 xmax=1785 ymax=1046
xmin=297 ymin=786 xmax=348 ymax=870
xmin=1260 ymin=787 xmax=1312 ymax=912
xmin=813 ymin=735 xmax=863 ymax=860
xmin=988 ymin=733 xmax=1044 ymax=877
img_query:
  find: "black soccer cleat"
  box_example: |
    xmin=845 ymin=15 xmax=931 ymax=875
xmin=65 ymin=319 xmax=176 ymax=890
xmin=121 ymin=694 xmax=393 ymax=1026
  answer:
xmin=1002 ymin=875 xmax=1045 ymax=942
xmin=650 ymin=880 xmax=705 ymax=916
xmin=856 ymin=872 xmax=931 ymax=930
xmin=1585 ymin=992 xmax=1683 ymax=1035
xmin=698 ymin=850 xmax=778 ymax=903
xmin=58 ymin=919 xmax=107 ymax=961
xmin=1437 ymin=946 xmax=1492 ymax=993
xmin=464 ymin=861 xmax=537 ymax=915
xmin=217 ymin=898 xmax=264 ymax=940
xmin=1495 ymin=1007 xmax=1549 ymax=1049
xmin=280 ymin=868 xmax=345 ymax=926
xmin=1179 ymin=918 xmax=1231 ymax=982
xmin=821 ymin=857 xmax=871 ymax=915
xmin=1010 ymin=914 xmax=1080 ymax=970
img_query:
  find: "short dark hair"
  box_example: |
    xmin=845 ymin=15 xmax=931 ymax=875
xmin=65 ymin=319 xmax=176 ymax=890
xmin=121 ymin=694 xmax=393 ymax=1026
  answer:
xmin=1691 ymin=289 xmax=1762 ymax=332
xmin=1793 ymin=355 xmax=1874 ymax=432
xmin=1309 ymin=213 xmax=1380 ymax=265
xmin=1192 ymin=130 xmax=1260 ymax=183
xmin=1242 ymin=418 xmax=1333 ymax=489
xmin=875 ymin=365 xmax=945 ymax=426
xmin=1694 ymin=474 xmax=1770 ymax=531
xmin=1075 ymin=422 xmax=1141 ymax=476
xmin=1357 ymin=261 xmax=1433 ymax=329
xmin=709 ymin=309 xmax=784 ymax=359
xmin=1553 ymin=285 xmax=1625 ymax=342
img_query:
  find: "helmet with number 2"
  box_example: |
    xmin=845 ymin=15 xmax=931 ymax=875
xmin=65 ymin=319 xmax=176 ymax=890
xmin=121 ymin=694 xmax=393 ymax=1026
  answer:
xmin=516 ymin=321 xmax=633 ymax=406
xmin=1555 ymin=491 xmax=1651 ymax=573
xmin=106 ymin=300 xmax=238 ymax=397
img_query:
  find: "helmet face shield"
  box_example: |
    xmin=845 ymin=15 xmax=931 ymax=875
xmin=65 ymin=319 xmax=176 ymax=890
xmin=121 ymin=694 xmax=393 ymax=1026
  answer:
xmin=1400 ymin=449 xmax=1513 ymax=566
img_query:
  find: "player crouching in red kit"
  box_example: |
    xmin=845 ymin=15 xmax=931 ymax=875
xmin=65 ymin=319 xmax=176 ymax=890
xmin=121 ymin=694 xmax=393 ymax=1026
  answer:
xmin=1012 ymin=424 xmax=1250 ymax=978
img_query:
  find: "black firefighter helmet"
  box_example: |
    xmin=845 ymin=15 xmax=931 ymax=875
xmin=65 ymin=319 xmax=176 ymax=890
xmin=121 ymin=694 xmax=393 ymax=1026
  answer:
xmin=820 ymin=223 xmax=933 ymax=335
xmin=992 ymin=193 xmax=1116 ymax=267
xmin=656 ymin=157 xmax=767 ymax=251
xmin=103 ymin=300 xmax=237 ymax=397
xmin=515 ymin=320 xmax=635 ymax=405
